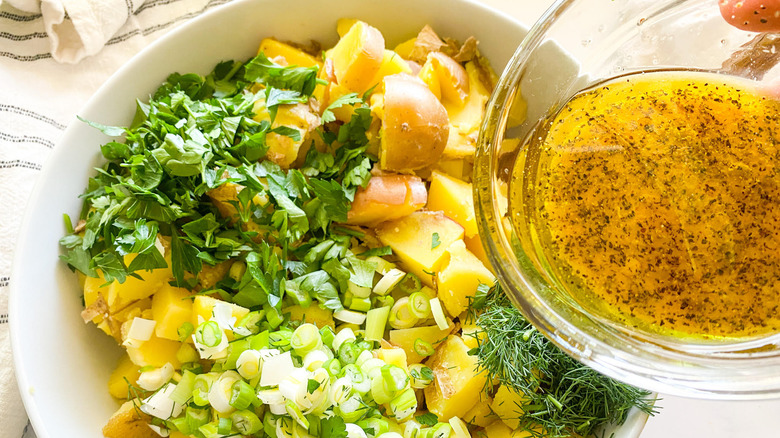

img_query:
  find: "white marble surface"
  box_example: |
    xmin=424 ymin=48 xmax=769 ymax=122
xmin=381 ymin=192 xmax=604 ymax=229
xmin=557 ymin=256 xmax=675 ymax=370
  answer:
xmin=483 ymin=0 xmax=780 ymax=437
xmin=15 ymin=1 xmax=780 ymax=437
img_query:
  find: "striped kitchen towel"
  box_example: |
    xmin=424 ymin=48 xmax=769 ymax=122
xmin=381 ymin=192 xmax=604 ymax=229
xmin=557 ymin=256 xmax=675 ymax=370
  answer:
xmin=0 ymin=1 xmax=231 ymax=437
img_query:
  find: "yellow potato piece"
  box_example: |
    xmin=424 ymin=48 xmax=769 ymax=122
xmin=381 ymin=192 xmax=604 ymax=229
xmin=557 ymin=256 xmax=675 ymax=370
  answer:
xmin=83 ymin=256 xmax=172 ymax=316
xmin=257 ymin=38 xmax=322 ymax=68
xmin=393 ymin=37 xmax=417 ymax=59
xmin=151 ymin=284 xmax=194 ymax=341
xmin=464 ymin=234 xmax=493 ymax=274
xmin=377 ymin=346 xmax=408 ymax=370
xmin=428 ymin=52 xmax=469 ymax=107
xmin=108 ymin=355 xmax=142 ymax=399
xmin=192 ymin=296 xmax=250 ymax=328
xmin=103 ymin=400 xmax=158 ymax=438
xmin=437 ymin=240 xmax=495 ymax=316
xmin=125 ymin=334 xmax=182 ymax=369
xmin=283 ymin=304 xmax=335 ymax=328
xmin=329 ymin=20 xmax=385 ymax=92
xmin=462 ymin=396 xmax=494 ymax=427
xmin=418 ymin=58 xmax=441 ymax=100
xmin=388 ymin=324 xmax=452 ymax=364
xmin=447 ymin=61 xmax=491 ymax=136
xmin=369 ymin=50 xmax=413 ymax=88
xmin=253 ymin=101 xmax=320 ymax=169
xmin=375 ymin=211 xmax=464 ymax=287
xmin=427 ymin=170 xmax=478 ymax=238
xmin=491 ymin=385 xmax=530 ymax=430
xmin=424 ymin=335 xmax=488 ymax=421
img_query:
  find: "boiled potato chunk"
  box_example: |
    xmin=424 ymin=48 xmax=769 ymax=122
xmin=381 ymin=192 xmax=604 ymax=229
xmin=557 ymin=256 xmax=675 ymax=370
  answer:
xmin=151 ymin=284 xmax=194 ymax=341
xmin=369 ymin=50 xmax=413 ymax=88
xmin=253 ymin=101 xmax=321 ymax=168
xmin=103 ymin=400 xmax=158 ymax=438
xmin=462 ymin=396 xmax=494 ymax=427
xmin=388 ymin=324 xmax=453 ymax=364
xmin=424 ymin=335 xmax=488 ymax=421
xmin=378 ymin=74 xmax=449 ymax=172
xmin=283 ymin=304 xmax=335 ymax=328
xmin=83 ymin=255 xmax=172 ymax=316
xmin=258 ymin=38 xmax=322 ymax=68
xmin=125 ymin=334 xmax=182 ymax=369
xmin=375 ymin=211 xmax=464 ymax=287
xmin=491 ymin=384 xmax=530 ymax=430
xmin=329 ymin=20 xmax=385 ymax=92
xmin=108 ymin=355 xmax=142 ymax=399
xmin=437 ymin=240 xmax=495 ymax=316
xmin=192 ymin=296 xmax=250 ymax=328
xmin=425 ymin=52 xmax=469 ymax=107
xmin=447 ymin=61 xmax=491 ymax=137
xmin=427 ymin=171 xmax=477 ymax=238
xmin=207 ymin=181 xmax=269 ymax=226
xmin=347 ymin=174 xmax=427 ymax=226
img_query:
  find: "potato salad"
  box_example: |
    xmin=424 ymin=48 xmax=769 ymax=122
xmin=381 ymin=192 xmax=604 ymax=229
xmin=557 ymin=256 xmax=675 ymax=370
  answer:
xmin=60 ymin=19 xmax=652 ymax=438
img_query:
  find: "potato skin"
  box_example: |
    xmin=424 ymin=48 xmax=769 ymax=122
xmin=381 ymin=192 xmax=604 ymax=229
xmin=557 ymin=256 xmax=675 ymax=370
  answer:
xmin=346 ymin=174 xmax=427 ymax=226
xmin=380 ymin=74 xmax=449 ymax=171
xmin=719 ymin=0 xmax=780 ymax=32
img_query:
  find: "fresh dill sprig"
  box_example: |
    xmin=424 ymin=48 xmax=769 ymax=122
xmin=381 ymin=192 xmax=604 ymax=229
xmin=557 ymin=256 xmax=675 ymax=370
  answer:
xmin=470 ymin=285 xmax=657 ymax=437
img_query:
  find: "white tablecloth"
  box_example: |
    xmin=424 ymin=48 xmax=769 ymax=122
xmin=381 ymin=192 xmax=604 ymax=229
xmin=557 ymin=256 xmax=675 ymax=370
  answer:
xmin=2 ymin=0 xmax=780 ymax=437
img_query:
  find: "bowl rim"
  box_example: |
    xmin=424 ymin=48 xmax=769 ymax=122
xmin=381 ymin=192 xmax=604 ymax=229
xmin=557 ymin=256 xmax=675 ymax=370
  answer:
xmin=475 ymin=0 xmax=780 ymax=399
xmin=9 ymin=0 xmax=650 ymax=436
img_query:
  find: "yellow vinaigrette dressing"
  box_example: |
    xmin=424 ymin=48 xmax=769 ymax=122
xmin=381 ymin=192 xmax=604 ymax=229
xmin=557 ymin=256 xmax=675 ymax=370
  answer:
xmin=514 ymin=71 xmax=780 ymax=340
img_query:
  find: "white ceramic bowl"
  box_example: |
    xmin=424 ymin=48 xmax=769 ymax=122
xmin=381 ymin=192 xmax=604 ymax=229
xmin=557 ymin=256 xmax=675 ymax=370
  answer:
xmin=9 ymin=0 xmax=649 ymax=436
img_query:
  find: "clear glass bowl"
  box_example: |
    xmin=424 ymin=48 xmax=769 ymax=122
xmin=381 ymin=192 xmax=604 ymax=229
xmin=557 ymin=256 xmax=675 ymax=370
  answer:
xmin=475 ymin=0 xmax=780 ymax=399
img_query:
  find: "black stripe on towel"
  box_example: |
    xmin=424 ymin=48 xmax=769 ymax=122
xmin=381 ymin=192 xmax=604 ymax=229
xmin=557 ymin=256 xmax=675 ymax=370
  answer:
xmin=0 ymin=104 xmax=66 ymax=130
xmin=0 ymin=131 xmax=55 ymax=148
xmin=0 ymin=160 xmax=42 ymax=170
xmin=0 ymin=11 xmax=42 ymax=22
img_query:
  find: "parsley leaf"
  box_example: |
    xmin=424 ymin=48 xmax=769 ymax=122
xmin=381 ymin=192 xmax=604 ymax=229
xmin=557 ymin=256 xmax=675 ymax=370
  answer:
xmin=431 ymin=232 xmax=442 ymax=249
xmin=320 ymin=416 xmax=348 ymax=438
xmin=416 ymin=413 xmax=439 ymax=426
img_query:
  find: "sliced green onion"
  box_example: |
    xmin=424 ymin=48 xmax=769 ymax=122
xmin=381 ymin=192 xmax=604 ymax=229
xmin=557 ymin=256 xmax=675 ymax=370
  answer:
xmin=170 ymin=416 xmax=191 ymax=435
xmin=358 ymin=417 xmax=390 ymax=437
xmin=332 ymin=328 xmax=357 ymax=351
xmin=364 ymin=306 xmax=391 ymax=342
xmin=373 ymin=268 xmax=406 ymax=295
xmin=448 ymin=417 xmax=471 ymax=438
xmin=348 ymin=279 xmax=372 ymax=298
xmin=409 ymin=364 xmax=434 ymax=389
xmin=414 ymin=338 xmax=435 ymax=357
xmin=339 ymin=341 xmax=361 ymax=365
xmin=224 ymin=338 xmax=250 ymax=370
xmin=236 ymin=310 xmax=265 ymax=336
xmin=399 ymin=272 xmax=422 ymax=293
xmin=177 ymin=322 xmax=194 ymax=342
xmin=263 ymin=412 xmax=277 ymax=438
xmin=377 ymin=433 xmax=405 ymax=438
xmin=169 ymin=370 xmax=197 ymax=405
xmin=195 ymin=321 xmax=222 ymax=348
xmin=431 ymin=423 xmax=453 ymax=438
xmin=336 ymin=394 xmax=367 ymax=423
xmin=291 ymin=323 xmax=323 ymax=356
xmin=389 ymin=388 xmax=418 ymax=422
xmin=361 ymin=358 xmax=386 ymax=380
xmin=185 ymin=407 xmax=209 ymax=432
xmin=429 ymin=298 xmax=450 ymax=330
xmin=381 ymin=364 xmax=409 ymax=393
xmin=231 ymin=410 xmax=262 ymax=435
xmin=236 ymin=349 xmax=262 ymax=380
xmin=330 ymin=377 xmax=354 ymax=405
xmin=229 ymin=261 xmax=247 ymax=282
xmin=180 ymin=362 xmax=203 ymax=375
xmin=218 ymin=417 xmax=233 ymax=435
xmin=342 ymin=364 xmax=370 ymax=394
xmin=230 ymin=380 xmax=256 ymax=410
xmin=248 ymin=330 xmax=270 ymax=350
xmin=371 ymin=375 xmax=394 ymax=404
xmin=198 ymin=421 xmax=220 ymax=438
xmin=191 ymin=373 xmax=215 ymax=407
xmin=349 ymin=297 xmax=372 ymax=312
xmin=334 ymin=309 xmax=367 ymax=325
xmin=323 ymin=358 xmax=342 ymax=377
xmin=373 ymin=295 xmax=395 ymax=309
xmin=264 ymin=303 xmax=285 ymax=329
xmin=366 ymin=256 xmax=396 ymax=275
xmin=355 ymin=350 xmax=374 ymax=367
xmin=319 ymin=325 xmax=336 ymax=349
xmin=389 ymin=297 xmax=418 ymax=329
xmin=285 ymin=399 xmax=310 ymax=429
xmin=408 ymin=292 xmax=431 ymax=319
